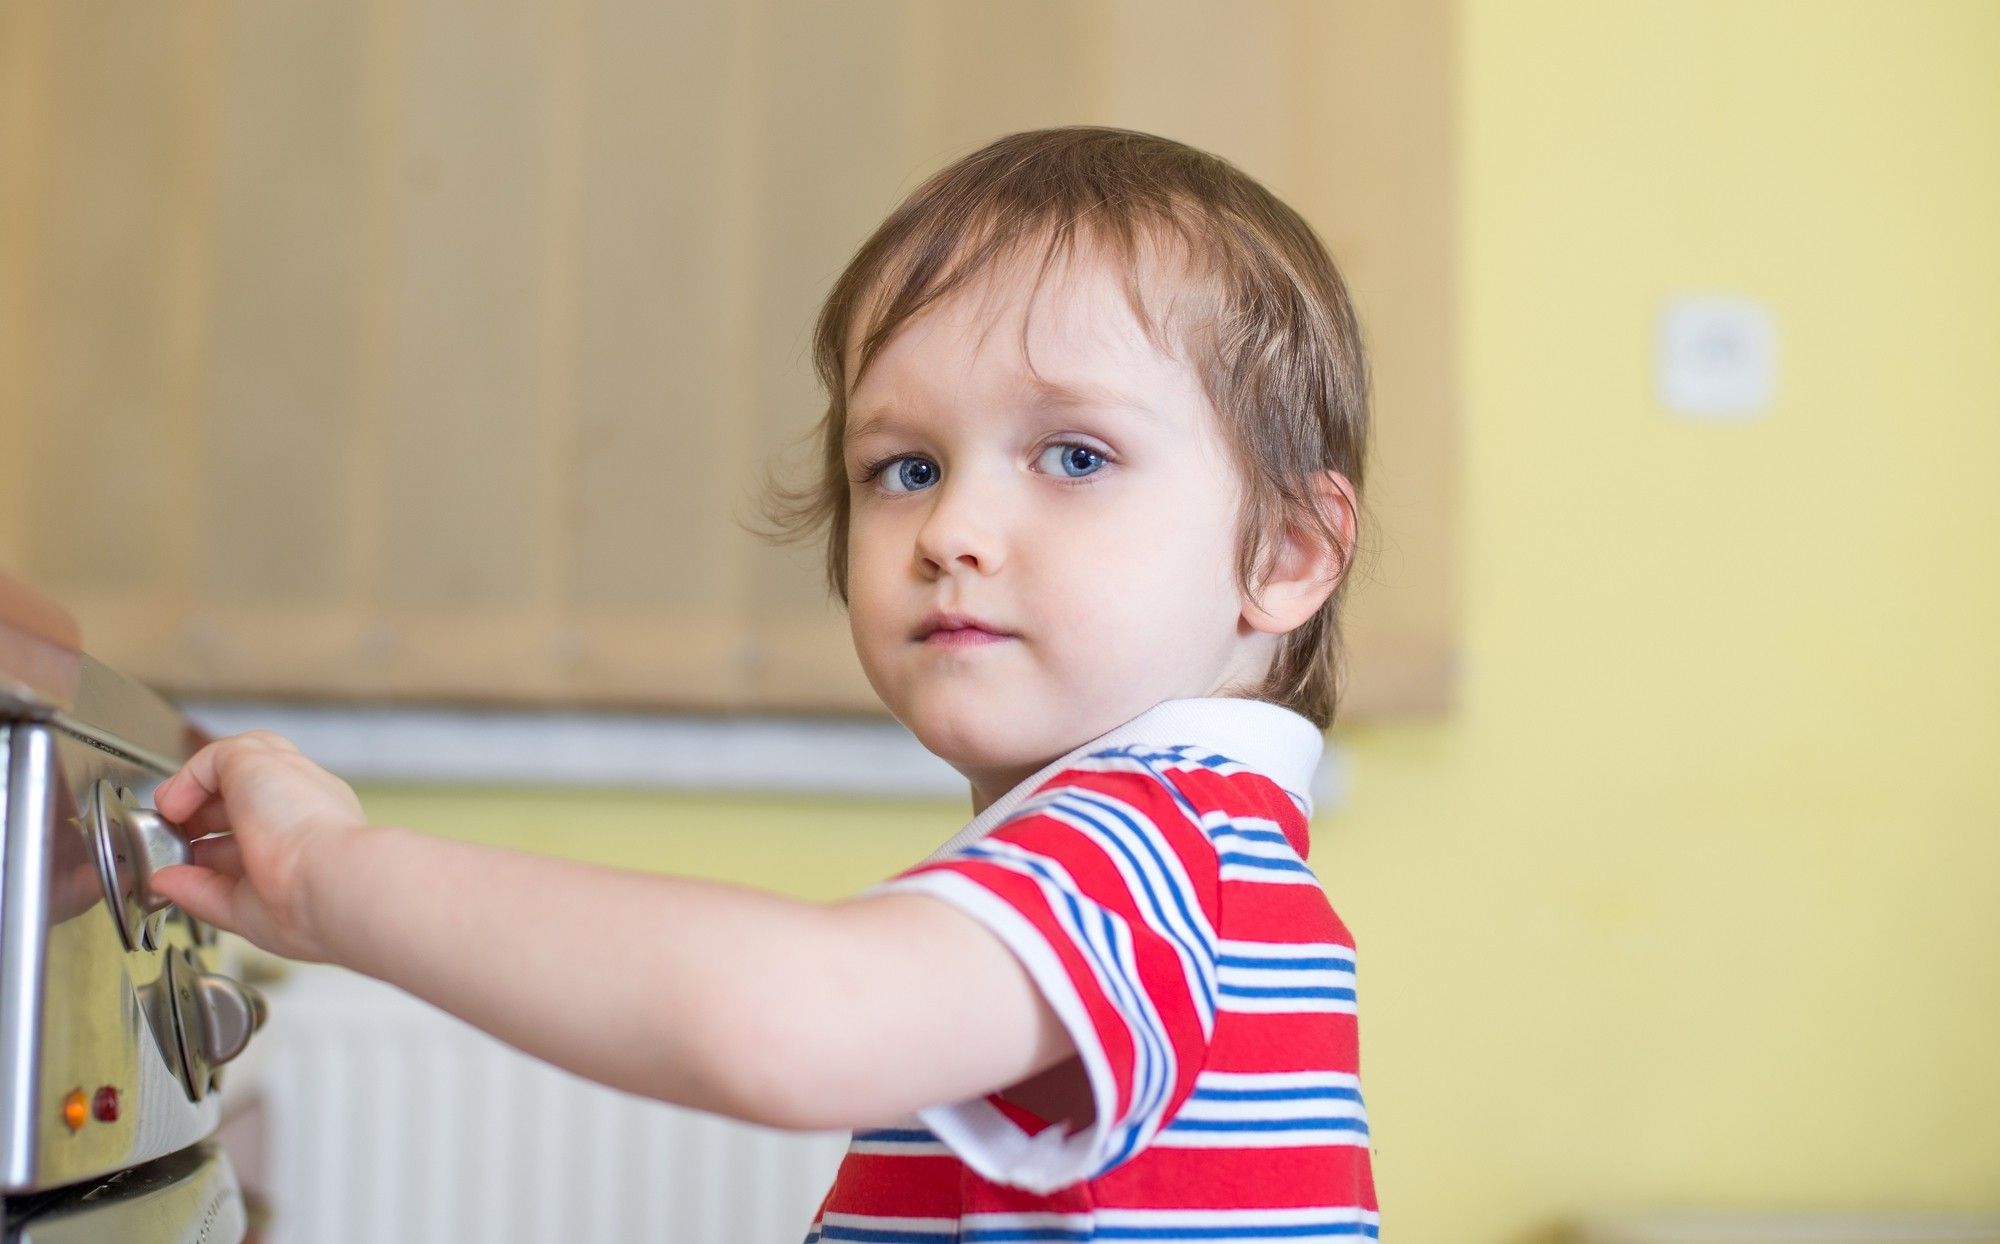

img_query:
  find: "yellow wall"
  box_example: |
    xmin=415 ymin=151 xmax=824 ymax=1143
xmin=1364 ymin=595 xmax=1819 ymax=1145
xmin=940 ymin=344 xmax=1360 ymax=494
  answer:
xmin=355 ymin=2 xmax=2000 ymax=1238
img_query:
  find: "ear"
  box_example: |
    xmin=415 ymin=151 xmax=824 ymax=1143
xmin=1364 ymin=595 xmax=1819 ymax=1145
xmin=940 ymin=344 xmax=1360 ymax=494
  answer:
xmin=1240 ymin=470 xmax=1359 ymax=637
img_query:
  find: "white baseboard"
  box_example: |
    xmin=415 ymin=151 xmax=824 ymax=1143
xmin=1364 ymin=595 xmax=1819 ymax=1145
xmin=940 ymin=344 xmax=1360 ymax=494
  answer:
xmin=176 ymin=699 xmax=1349 ymax=809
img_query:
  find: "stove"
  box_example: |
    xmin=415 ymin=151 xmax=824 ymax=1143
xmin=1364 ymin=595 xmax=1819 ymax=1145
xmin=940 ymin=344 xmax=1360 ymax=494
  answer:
xmin=1 ymin=569 xmax=263 ymax=1243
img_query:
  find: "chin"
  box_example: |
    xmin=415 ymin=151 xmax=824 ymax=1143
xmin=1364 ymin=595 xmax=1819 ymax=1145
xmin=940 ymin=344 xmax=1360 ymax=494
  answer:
xmin=898 ymin=688 xmax=1034 ymax=772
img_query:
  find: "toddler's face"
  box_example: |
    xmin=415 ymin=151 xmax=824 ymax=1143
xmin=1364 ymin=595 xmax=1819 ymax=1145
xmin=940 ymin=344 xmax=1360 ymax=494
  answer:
xmin=842 ymin=248 xmax=1274 ymax=811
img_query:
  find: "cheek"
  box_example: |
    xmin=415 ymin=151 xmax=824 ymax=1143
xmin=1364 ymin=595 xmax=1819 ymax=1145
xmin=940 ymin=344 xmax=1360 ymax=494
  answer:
xmin=1035 ymin=546 xmax=1172 ymax=646
xmin=845 ymin=509 xmax=891 ymax=580
xmin=845 ymin=516 xmax=913 ymax=639
xmin=1112 ymin=489 xmax=1245 ymax=629
xmin=848 ymin=572 xmax=892 ymax=633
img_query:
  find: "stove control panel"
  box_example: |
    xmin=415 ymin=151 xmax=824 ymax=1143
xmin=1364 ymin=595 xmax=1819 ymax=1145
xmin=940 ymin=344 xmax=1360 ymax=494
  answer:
xmin=81 ymin=778 xmax=268 ymax=1100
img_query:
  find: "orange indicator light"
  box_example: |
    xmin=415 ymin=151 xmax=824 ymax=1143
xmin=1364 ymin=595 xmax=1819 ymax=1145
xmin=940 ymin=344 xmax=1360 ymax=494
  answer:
xmin=62 ymin=1089 xmax=87 ymax=1132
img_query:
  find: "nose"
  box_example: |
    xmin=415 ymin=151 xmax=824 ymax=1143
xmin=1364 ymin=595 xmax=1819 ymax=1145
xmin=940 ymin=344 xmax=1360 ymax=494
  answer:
xmin=912 ymin=470 xmax=1005 ymax=578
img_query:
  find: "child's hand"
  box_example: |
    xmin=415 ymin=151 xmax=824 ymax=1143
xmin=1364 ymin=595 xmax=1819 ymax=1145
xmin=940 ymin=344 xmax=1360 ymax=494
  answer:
xmin=145 ymin=729 xmax=369 ymax=964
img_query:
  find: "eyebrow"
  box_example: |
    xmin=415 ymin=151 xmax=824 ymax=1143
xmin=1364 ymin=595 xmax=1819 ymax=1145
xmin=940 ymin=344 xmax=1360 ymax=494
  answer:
xmin=845 ymin=374 xmax=1164 ymax=447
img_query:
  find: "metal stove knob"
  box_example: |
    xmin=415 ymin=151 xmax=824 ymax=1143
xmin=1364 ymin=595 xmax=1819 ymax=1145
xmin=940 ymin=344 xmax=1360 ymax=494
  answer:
xmin=193 ymin=971 xmax=269 ymax=1068
xmin=126 ymin=803 xmax=191 ymax=911
xmin=89 ymin=779 xmax=193 ymax=950
xmin=164 ymin=948 xmax=270 ymax=1099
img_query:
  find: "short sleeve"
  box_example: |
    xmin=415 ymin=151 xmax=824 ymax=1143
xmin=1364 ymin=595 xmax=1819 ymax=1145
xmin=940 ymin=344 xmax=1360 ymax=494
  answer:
xmin=861 ymin=757 xmax=1223 ymax=1193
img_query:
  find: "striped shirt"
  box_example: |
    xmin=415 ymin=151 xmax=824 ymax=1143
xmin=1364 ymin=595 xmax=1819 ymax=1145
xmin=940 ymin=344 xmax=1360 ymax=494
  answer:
xmin=801 ymin=697 xmax=1379 ymax=1242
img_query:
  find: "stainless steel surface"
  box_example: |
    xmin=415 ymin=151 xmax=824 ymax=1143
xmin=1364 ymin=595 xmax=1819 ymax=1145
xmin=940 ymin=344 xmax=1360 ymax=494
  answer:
xmin=0 ymin=724 xmax=58 ymax=1189
xmin=51 ymin=653 xmax=201 ymax=776
xmin=5 ymin=1140 xmax=246 ymax=1244
xmin=2 ymin=656 xmax=255 ymax=1234
xmin=0 ymin=650 xmax=200 ymax=778
xmin=0 ymin=725 xmax=226 ymax=1193
xmin=1 ymin=586 xmax=249 ymax=1242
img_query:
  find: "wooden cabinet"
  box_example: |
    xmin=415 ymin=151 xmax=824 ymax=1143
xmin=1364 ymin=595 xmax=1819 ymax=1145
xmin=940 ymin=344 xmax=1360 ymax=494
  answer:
xmin=0 ymin=0 xmax=1455 ymax=722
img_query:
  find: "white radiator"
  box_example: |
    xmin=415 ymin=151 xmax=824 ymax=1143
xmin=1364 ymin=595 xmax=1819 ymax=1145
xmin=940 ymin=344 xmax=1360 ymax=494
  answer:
xmin=238 ymin=962 xmax=849 ymax=1244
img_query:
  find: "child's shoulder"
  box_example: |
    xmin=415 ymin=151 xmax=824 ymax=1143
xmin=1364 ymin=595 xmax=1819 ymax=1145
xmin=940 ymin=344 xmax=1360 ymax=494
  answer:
xmin=1021 ymin=738 xmax=1304 ymax=828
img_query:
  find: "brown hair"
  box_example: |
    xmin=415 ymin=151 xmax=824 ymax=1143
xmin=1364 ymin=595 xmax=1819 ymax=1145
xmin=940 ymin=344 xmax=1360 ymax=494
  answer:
xmin=755 ymin=125 xmax=1374 ymax=729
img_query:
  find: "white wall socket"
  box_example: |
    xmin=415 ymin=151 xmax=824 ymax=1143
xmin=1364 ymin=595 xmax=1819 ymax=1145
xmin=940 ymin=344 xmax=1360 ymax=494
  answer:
xmin=1656 ymin=294 xmax=1777 ymax=418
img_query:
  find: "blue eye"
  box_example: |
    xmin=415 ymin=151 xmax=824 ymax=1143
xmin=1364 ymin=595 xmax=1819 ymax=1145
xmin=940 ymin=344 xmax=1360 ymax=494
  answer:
xmin=1038 ymin=443 xmax=1107 ymax=479
xmin=860 ymin=443 xmax=1108 ymax=495
xmin=879 ymin=456 xmax=938 ymax=494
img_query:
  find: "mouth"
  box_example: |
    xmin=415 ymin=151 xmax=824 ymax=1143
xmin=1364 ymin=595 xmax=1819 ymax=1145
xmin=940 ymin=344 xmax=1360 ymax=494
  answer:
xmin=920 ymin=627 xmax=1012 ymax=649
xmin=913 ymin=610 xmax=1017 ymax=647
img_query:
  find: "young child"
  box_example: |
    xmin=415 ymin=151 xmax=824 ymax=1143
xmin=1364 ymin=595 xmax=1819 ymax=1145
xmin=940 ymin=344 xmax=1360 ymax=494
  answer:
xmin=149 ymin=126 xmax=1380 ymax=1239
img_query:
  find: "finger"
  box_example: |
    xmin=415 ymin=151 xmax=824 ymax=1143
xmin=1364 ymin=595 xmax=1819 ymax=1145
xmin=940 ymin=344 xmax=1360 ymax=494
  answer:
xmin=154 ymin=739 xmax=232 ymax=822
xmin=157 ymin=795 xmax=234 ymax=841
xmin=145 ymin=864 xmax=238 ymax=931
xmin=186 ymin=833 xmax=244 ymax=878
xmin=155 ymin=730 xmax=302 ymax=822
xmin=241 ymin=728 xmax=303 ymax=754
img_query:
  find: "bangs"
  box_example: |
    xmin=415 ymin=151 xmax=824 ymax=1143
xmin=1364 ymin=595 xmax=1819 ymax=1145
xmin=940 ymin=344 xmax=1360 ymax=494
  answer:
xmin=837 ymin=206 xmax=1220 ymax=404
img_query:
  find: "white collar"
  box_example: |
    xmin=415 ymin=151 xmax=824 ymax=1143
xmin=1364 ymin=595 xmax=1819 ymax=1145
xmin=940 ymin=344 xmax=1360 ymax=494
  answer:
xmin=923 ymin=696 xmax=1324 ymax=862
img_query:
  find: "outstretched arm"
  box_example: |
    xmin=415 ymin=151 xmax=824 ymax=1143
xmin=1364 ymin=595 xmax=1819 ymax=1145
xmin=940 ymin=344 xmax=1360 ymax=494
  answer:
xmin=300 ymin=824 xmax=1080 ymax=1128
xmin=148 ymin=731 xmax=1077 ymax=1130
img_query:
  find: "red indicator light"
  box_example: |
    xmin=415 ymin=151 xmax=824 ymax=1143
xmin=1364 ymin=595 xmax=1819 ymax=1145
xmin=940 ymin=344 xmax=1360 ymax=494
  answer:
xmin=92 ymin=1086 xmax=120 ymax=1122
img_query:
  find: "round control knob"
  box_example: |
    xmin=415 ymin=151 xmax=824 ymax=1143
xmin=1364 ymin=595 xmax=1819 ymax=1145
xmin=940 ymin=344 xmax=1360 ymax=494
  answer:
xmin=195 ymin=969 xmax=269 ymax=1067
xmin=89 ymin=779 xmax=190 ymax=950
xmin=163 ymin=948 xmax=269 ymax=1100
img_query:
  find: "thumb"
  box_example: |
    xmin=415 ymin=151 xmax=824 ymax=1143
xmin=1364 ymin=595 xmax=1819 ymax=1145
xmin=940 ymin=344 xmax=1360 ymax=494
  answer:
xmin=148 ymin=864 xmax=236 ymax=932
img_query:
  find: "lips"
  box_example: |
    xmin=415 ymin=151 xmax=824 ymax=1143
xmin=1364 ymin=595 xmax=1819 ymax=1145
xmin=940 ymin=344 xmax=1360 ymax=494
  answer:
xmin=913 ymin=609 xmax=1015 ymax=642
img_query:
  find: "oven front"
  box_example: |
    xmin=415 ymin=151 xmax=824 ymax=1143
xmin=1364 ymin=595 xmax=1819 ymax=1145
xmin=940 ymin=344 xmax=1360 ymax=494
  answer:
xmin=2 ymin=640 xmax=264 ymax=1243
